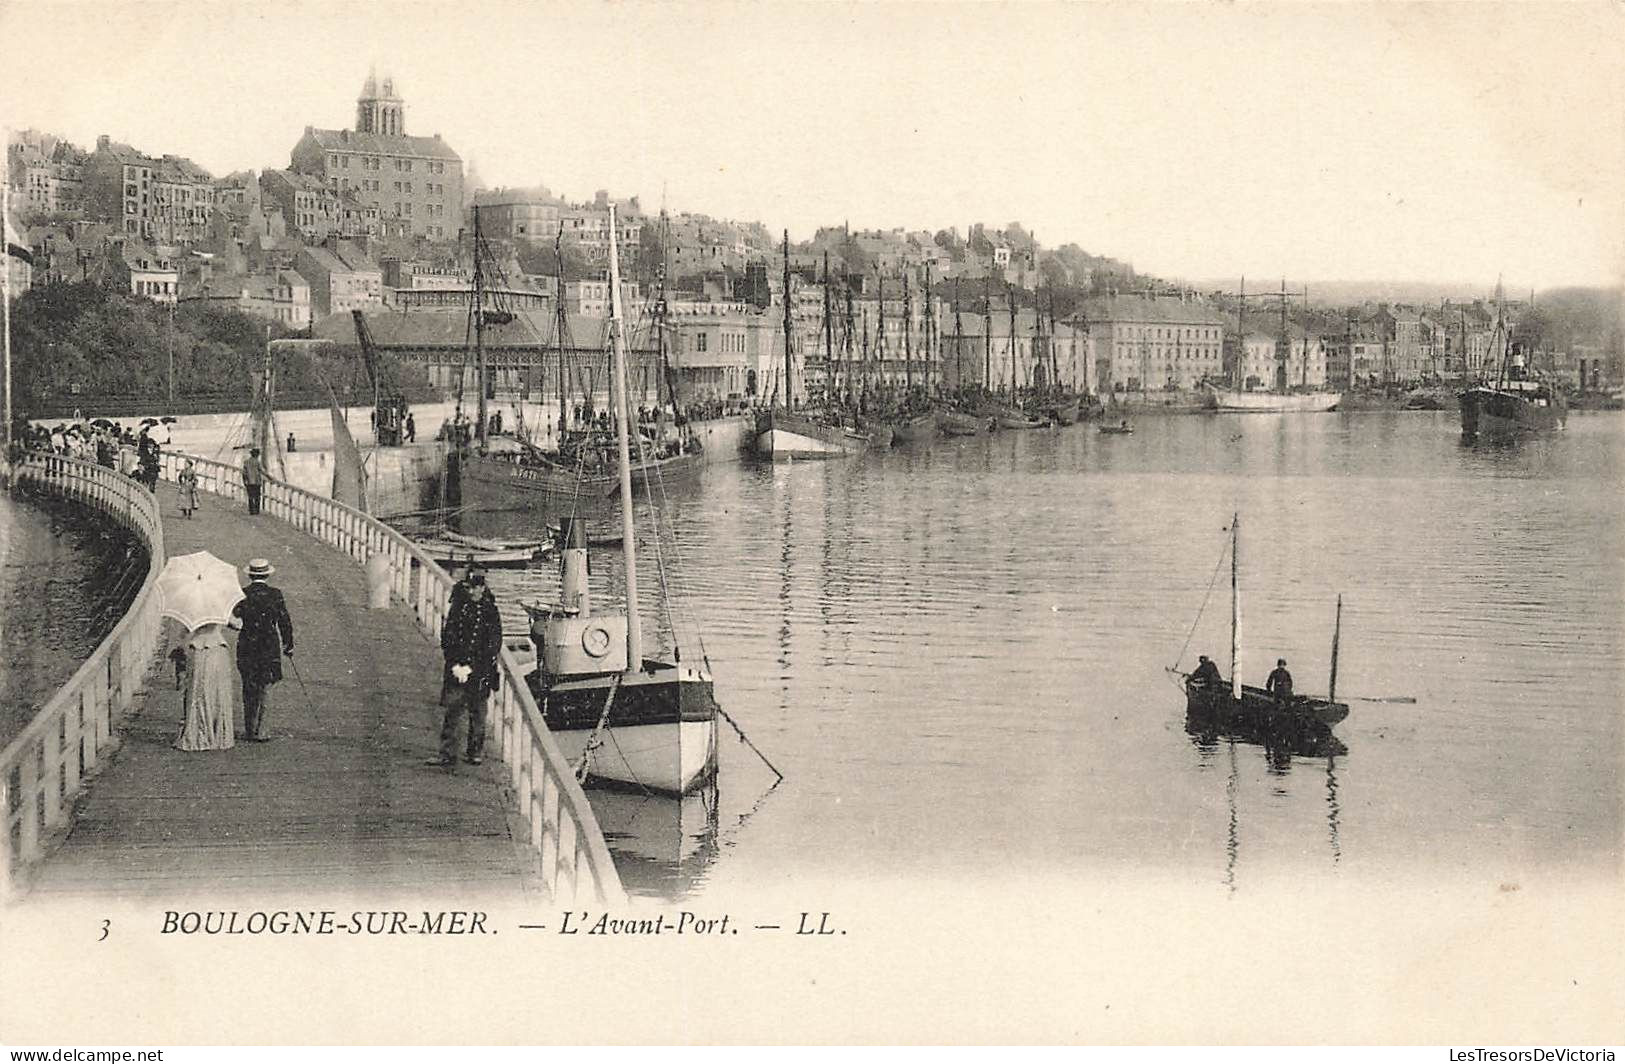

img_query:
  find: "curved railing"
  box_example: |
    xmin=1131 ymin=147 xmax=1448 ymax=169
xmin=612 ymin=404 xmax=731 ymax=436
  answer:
xmin=0 ymin=454 xmax=166 ymax=904
xmin=156 ymin=451 xmax=626 ymax=905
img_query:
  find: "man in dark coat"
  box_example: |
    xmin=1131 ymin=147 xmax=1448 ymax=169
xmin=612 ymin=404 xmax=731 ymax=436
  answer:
xmin=431 ymin=570 xmax=503 ymax=768
xmin=1266 ymin=658 xmax=1294 ymax=703
xmin=1191 ymin=655 xmax=1222 ymax=688
xmin=242 ymin=447 xmax=266 ymax=515
xmin=231 ymin=558 xmax=295 ymax=740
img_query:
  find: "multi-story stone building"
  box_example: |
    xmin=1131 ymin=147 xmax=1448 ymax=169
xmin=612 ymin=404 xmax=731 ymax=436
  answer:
xmin=1076 ymin=295 xmax=1226 ymax=393
xmin=295 ymin=239 xmax=383 ymax=318
xmin=289 ymin=73 xmax=463 ymax=241
xmin=82 ymin=137 xmax=215 ymax=244
xmin=260 ymin=169 xmax=342 ymax=241
xmin=559 ymin=192 xmax=643 ymax=266
xmin=471 ymin=186 xmax=566 ymax=242
xmin=7 ymin=131 xmax=88 ymax=216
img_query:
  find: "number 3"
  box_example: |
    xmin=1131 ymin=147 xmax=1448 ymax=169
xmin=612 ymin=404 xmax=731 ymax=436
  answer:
xmin=98 ymin=919 xmax=110 ymax=942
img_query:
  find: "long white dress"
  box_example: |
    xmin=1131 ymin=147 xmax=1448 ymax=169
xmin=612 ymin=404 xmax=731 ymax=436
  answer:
xmin=175 ymin=623 xmax=237 ymax=751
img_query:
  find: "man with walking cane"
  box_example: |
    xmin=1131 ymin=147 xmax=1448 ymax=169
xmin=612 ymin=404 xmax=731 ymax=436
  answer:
xmin=231 ymin=558 xmax=295 ymax=741
xmin=429 ymin=568 xmax=502 ymax=769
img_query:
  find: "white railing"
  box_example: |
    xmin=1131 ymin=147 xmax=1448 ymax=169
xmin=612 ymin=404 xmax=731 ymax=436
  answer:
xmin=0 ymin=454 xmax=166 ymax=904
xmin=156 ymin=451 xmax=626 ymax=905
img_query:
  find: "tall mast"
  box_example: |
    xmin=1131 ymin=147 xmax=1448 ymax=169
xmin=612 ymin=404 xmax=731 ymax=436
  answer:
xmin=844 ymin=283 xmax=856 ymax=405
xmin=1230 ymin=514 xmax=1242 ymax=700
xmin=606 ymin=204 xmax=641 ymax=669
xmin=929 ymin=261 xmax=942 ymax=394
xmin=875 ymin=270 xmax=885 ymax=395
xmin=903 ymin=272 xmax=913 ymax=393
xmin=822 ymin=251 xmax=833 ymax=406
xmin=953 ymin=276 xmax=965 ymax=392
xmin=473 ymin=207 xmax=488 ymax=446
xmin=1235 ymin=275 xmax=1245 ymax=390
xmin=1278 ymin=277 xmax=1289 ymax=394
xmin=1007 ymin=280 xmax=1017 ymax=394
xmin=1328 ymin=594 xmax=1343 ymax=704
xmin=982 ymin=273 xmax=991 ymax=392
xmin=555 ymin=223 xmax=567 ymax=437
xmin=781 ymin=229 xmax=793 ymax=410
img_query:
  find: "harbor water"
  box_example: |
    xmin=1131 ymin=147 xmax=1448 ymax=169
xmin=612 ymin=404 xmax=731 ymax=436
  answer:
xmin=467 ymin=410 xmax=1624 ymax=899
xmin=0 ymin=492 xmax=147 ymax=747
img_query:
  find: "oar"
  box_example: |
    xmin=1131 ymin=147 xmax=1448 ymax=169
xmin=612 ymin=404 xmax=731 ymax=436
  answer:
xmin=1348 ymin=695 xmax=1416 ymax=704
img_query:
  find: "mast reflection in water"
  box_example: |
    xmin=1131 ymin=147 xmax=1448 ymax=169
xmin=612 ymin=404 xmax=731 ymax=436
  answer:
xmin=475 ymin=411 xmax=1622 ymax=898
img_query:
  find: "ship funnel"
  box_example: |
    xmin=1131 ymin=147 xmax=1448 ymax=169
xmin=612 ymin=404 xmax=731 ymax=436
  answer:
xmin=557 ymin=515 xmax=590 ymax=616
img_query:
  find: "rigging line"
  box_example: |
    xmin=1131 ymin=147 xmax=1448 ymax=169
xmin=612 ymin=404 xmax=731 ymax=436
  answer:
xmin=1170 ymin=530 xmax=1231 ymax=673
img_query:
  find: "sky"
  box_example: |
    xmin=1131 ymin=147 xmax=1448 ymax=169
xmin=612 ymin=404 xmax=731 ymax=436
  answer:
xmin=2 ymin=0 xmax=1622 ymax=291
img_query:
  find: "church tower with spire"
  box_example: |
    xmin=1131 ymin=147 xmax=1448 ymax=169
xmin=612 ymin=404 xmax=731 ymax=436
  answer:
xmin=355 ymin=69 xmax=405 ymax=136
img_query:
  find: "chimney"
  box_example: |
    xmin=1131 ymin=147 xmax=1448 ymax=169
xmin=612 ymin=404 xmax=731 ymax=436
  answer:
xmin=97 ymin=134 xmax=110 ymax=152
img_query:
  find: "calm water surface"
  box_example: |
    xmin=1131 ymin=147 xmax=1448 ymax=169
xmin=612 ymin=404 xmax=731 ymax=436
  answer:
xmin=0 ymin=493 xmax=146 ymax=746
xmin=472 ymin=411 xmax=1624 ymax=898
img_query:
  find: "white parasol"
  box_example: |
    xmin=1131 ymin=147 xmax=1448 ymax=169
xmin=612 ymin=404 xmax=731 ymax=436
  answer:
xmin=156 ymin=551 xmax=246 ymax=632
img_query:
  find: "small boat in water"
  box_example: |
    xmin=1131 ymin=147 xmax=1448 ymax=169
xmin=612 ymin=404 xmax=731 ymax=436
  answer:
xmin=938 ymin=407 xmax=990 ymax=436
xmin=1099 ymin=421 xmax=1134 ymax=436
xmin=413 ymin=536 xmax=549 ymax=569
xmin=1178 ymin=514 xmax=1350 ymax=732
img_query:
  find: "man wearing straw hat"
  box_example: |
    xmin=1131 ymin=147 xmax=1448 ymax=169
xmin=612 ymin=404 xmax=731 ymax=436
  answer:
xmin=232 ymin=558 xmax=295 ymax=741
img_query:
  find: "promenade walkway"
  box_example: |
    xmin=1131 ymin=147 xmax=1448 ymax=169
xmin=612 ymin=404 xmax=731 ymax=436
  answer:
xmin=26 ymin=481 xmax=543 ymax=901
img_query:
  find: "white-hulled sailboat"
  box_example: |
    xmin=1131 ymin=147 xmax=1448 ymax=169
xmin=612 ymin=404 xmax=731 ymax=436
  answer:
xmin=524 ymin=205 xmax=719 ymax=795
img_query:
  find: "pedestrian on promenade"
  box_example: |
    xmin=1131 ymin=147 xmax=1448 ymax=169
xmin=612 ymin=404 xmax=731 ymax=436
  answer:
xmin=405 ymin=412 xmax=416 ymax=443
xmin=177 ymin=459 xmax=200 ymax=518
xmin=174 ymin=622 xmax=236 ymax=752
xmin=231 ymin=558 xmax=294 ymax=741
xmin=137 ymin=435 xmax=160 ymax=491
xmin=429 ymin=568 xmax=502 ymax=768
xmin=242 ymin=447 xmax=265 ymax=515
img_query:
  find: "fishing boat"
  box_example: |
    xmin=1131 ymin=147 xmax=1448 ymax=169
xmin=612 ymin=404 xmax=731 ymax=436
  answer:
xmin=1459 ymin=294 xmax=1566 ymax=440
xmin=1098 ymin=421 xmax=1134 ymax=435
xmin=754 ymin=232 xmax=870 ymax=461
xmin=452 ymin=210 xmax=702 ymax=513
xmin=938 ymin=407 xmax=990 ymax=436
xmin=524 ymin=205 xmax=719 ymax=796
xmin=1179 ymin=514 xmax=1350 ymax=730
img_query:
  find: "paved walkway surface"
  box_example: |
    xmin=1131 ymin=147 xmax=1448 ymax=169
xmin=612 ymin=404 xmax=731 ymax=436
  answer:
xmin=27 ymin=484 xmax=542 ymax=902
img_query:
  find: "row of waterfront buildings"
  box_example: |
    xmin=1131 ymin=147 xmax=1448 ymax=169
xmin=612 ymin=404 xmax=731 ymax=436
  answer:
xmin=8 ymin=70 xmax=1612 ymax=403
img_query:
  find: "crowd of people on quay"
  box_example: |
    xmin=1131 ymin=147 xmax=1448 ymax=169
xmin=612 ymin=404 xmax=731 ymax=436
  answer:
xmin=18 ymin=414 xmax=168 ymax=490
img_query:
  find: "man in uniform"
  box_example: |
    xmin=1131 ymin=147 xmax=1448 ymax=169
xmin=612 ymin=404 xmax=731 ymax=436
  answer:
xmin=231 ymin=558 xmax=295 ymax=740
xmin=430 ymin=570 xmax=503 ymax=768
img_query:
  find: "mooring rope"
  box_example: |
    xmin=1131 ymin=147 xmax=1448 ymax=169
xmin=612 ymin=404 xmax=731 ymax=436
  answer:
xmin=573 ymin=672 xmax=621 ymax=783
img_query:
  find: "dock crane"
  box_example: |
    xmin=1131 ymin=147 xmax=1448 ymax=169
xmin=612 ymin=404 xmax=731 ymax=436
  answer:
xmin=352 ymin=310 xmax=409 ymax=446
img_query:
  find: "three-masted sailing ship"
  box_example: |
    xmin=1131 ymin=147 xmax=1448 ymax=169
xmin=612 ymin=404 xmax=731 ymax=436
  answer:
xmin=1206 ymin=279 xmax=1341 ymax=413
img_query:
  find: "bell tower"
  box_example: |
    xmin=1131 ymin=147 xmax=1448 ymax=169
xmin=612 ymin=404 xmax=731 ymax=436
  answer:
xmin=355 ymin=69 xmax=405 ymax=136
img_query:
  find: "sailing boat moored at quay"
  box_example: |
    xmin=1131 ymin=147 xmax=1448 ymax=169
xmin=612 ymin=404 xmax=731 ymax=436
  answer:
xmin=524 ymin=206 xmax=720 ymax=796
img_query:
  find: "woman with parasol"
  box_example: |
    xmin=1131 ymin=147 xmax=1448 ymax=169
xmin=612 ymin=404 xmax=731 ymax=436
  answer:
xmin=157 ymin=551 xmax=246 ymax=752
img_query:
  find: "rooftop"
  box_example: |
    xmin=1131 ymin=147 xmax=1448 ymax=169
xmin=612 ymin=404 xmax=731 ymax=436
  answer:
xmin=305 ymin=127 xmax=461 ymax=162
